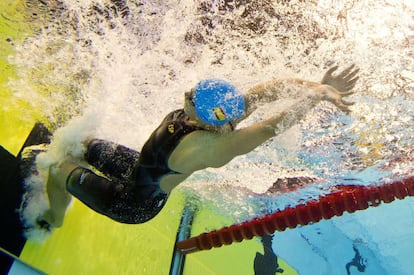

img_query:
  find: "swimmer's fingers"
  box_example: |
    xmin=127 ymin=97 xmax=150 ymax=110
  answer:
xmin=341 ymin=99 xmax=355 ymax=106
xmin=337 ymin=100 xmax=355 ymax=113
xmin=338 ymin=90 xmax=354 ymax=96
xmin=321 ymin=64 xmax=360 ymax=93
xmin=335 ymin=103 xmax=351 ymax=113
xmin=343 ymin=67 xmax=360 ymax=81
xmin=338 ymin=90 xmax=355 ymax=110
xmin=339 ymin=107 xmax=351 ymax=113
xmin=342 ymin=72 xmax=359 ymax=90
xmin=319 ymin=86 xmax=355 ymax=113
xmin=321 ymin=65 xmax=339 ymax=84
xmin=344 ymin=76 xmax=359 ymax=91
xmin=324 ymin=65 xmax=339 ymax=77
xmin=337 ymin=64 xmax=357 ymax=79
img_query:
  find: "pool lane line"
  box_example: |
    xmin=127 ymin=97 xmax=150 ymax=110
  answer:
xmin=177 ymin=176 xmax=414 ymax=254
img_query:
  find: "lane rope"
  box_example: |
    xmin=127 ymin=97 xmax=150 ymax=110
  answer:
xmin=177 ymin=176 xmax=414 ymax=254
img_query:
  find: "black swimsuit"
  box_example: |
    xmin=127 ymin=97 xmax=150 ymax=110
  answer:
xmin=66 ymin=109 xmax=201 ymax=224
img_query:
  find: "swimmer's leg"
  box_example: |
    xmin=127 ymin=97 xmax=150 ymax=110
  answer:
xmin=84 ymin=139 xmax=140 ymax=180
xmin=42 ymin=161 xmax=127 ymax=227
xmin=65 ymin=166 xmax=124 ymax=217
xmin=40 ymin=162 xmax=76 ymax=228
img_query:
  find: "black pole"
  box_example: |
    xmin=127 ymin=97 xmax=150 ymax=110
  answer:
xmin=169 ymin=197 xmax=198 ymax=275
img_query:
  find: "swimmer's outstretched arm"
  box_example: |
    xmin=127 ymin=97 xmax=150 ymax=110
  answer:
xmin=193 ymin=73 xmax=358 ymax=169
xmin=174 ymin=66 xmax=359 ymax=172
xmin=201 ymin=95 xmax=321 ymax=168
xmin=243 ymin=65 xmax=359 ymax=116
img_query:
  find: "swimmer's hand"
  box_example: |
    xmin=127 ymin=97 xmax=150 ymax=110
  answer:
xmin=321 ymin=64 xmax=359 ymax=93
xmin=313 ymin=85 xmax=354 ymax=113
xmin=315 ymin=64 xmax=360 ymax=113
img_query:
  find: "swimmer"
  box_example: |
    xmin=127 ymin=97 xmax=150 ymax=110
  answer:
xmin=39 ymin=65 xmax=359 ymax=228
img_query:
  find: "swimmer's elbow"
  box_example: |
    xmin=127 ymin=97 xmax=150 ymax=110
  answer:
xmin=206 ymin=157 xmax=234 ymax=168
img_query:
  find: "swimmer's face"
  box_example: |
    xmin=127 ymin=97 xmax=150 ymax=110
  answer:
xmin=184 ymin=89 xmax=197 ymax=120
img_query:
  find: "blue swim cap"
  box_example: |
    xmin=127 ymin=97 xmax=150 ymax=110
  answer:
xmin=193 ymin=79 xmax=245 ymax=126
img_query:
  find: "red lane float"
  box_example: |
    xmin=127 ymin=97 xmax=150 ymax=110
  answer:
xmin=177 ymin=176 xmax=414 ymax=254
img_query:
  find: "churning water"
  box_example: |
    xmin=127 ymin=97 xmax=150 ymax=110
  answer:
xmin=5 ymin=0 xmax=414 ymax=223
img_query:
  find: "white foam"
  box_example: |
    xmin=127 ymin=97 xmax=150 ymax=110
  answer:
xmin=19 ymin=173 xmax=50 ymax=242
xmin=9 ymin=0 xmax=414 ymax=229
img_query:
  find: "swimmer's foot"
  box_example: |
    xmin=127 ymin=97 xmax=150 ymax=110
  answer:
xmin=36 ymin=218 xmax=52 ymax=232
xmin=40 ymin=162 xmax=78 ymax=228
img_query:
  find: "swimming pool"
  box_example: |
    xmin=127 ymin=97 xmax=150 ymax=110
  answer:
xmin=1 ymin=0 xmax=413 ymax=274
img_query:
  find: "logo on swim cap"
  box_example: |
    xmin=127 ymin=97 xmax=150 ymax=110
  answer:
xmin=212 ymin=107 xmax=226 ymax=121
xmin=193 ymin=79 xmax=245 ymax=126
